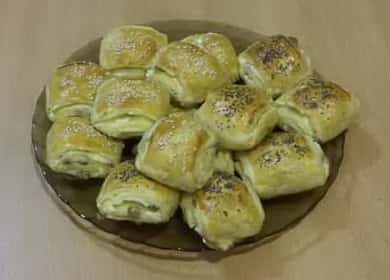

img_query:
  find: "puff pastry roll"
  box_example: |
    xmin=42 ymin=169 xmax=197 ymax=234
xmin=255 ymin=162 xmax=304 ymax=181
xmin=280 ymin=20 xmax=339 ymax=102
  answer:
xmin=46 ymin=62 xmax=107 ymax=121
xmin=97 ymin=161 xmax=180 ymax=223
xmin=195 ymin=85 xmax=278 ymax=150
xmin=235 ymin=131 xmax=329 ymax=199
xmin=135 ymin=111 xmax=220 ymax=192
xmin=181 ymin=172 xmax=265 ymax=251
xmin=275 ymin=74 xmax=360 ymax=142
xmin=99 ymin=25 xmax=168 ymax=79
xmin=46 ymin=117 xmax=123 ymax=179
xmin=147 ymin=41 xmax=227 ymax=107
xmin=182 ymin=33 xmax=239 ymax=83
xmin=91 ymin=78 xmax=170 ymax=139
xmin=239 ymin=35 xmax=311 ymax=98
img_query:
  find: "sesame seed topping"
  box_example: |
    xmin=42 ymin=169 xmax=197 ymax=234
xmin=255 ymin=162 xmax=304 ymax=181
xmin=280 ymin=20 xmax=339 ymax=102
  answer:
xmin=103 ymin=80 xmax=157 ymax=105
xmin=253 ymin=35 xmax=301 ymax=77
xmin=62 ymin=120 xmax=101 ymax=138
xmin=293 ymin=76 xmax=338 ymax=112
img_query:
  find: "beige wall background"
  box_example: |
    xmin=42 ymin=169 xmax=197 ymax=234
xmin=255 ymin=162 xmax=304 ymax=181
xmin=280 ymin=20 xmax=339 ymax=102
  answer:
xmin=1 ymin=0 xmax=389 ymax=279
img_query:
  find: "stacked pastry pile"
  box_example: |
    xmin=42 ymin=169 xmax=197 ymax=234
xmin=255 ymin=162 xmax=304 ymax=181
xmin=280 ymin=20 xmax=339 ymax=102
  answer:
xmin=45 ymin=25 xmax=359 ymax=251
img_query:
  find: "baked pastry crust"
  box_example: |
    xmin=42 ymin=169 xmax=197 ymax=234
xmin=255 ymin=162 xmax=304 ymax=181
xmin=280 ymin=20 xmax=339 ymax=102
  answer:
xmin=275 ymin=74 xmax=360 ymax=142
xmin=46 ymin=62 xmax=107 ymax=121
xmin=147 ymin=41 xmax=228 ymax=107
xmin=135 ymin=111 xmax=219 ymax=192
xmin=99 ymin=25 xmax=168 ymax=78
xmin=46 ymin=117 xmax=123 ymax=179
xmin=239 ymin=35 xmax=311 ymax=98
xmin=183 ymin=32 xmax=239 ymax=83
xmin=180 ymin=172 xmax=265 ymax=251
xmin=235 ymin=131 xmax=329 ymax=199
xmin=91 ymin=78 xmax=170 ymax=139
xmin=97 ymin=161 xmax=180 ymax=223
xmin=195 ymin=85 xmax=278 ymax=150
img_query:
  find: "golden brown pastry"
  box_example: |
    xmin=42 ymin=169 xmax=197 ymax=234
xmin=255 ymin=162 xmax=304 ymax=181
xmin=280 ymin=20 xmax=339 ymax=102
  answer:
xmin=99 ymin=25 xmax=168 ymax=79
xmin=195 ymin=85 xmax=278 ymax=150
xmin=46 ymin=117 xmax=123 ymax=179
xmin=147 ymin=41 xmax=228 ymax=107
xmin=181 ymin=172 xmax=265 ymax=251
xmin=235 ymin=131 xmax=329 ymax=199
xmin=46 ymin=62 xmax=107 ymax=121
xmin=239 ymin=35 xmax=312 ymax=98
xmin=97 ymin=161 xmax=180 ymax=223
xmin=91 ymin=78 xmax=170 ymax=139
xmin=135 ymin=111 xmax=223 ymax=192
xmin=182 ymin=32 xmax=239 ymax=83
xmin=275 ymin=74 xmax=360 ymax=142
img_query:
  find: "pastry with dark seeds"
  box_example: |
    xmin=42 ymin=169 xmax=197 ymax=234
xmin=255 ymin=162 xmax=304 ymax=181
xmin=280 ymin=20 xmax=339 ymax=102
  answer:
xmin=181 ymin=172 xmax=265 ymax=251
xmin=235 ymin=131 xmax=329 ymax=199
xmin=97 ymin=161 xmax=180 ymax=223
xmin=195 ymin=84 xmax=278 ymax=150
xmin=239 ymin=35 xmax=311 ymax=98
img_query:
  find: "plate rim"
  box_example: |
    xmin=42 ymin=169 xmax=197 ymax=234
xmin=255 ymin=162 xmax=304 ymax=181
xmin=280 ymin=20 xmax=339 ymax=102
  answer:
xmin=31 ymin=19 xmax=346 ymax=258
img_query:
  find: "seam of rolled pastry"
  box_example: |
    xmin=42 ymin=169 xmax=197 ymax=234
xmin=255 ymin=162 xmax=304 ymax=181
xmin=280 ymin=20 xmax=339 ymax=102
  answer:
xmin=99 ymin=25 xmax=168 ymax=70
xmin=275 ymin=104 xmax=316 ymax=138
xmin=148 ymin=41 xmax=228 ymax=107
xmin=97 ymin=190 xmax=164 ymax=222
xmin=48 ymin=150 xmax=116 ymax=179
xmin=135 ymin=129 xmax=217 ymax=192
xmin=147 ymin=67 xmax=205 ymax=108
xmin=145 ymin=68 xmax=187 ymax=103
xmin=238 ymin=60 xmax=266 ymax=89
xmin=46 ymin=98 xmax=92 ymax=122
xmin=109 ymin=68 xmax=146 ymax=80
xmin=135 ymin=112 xmax=220 ymax=192
xmin=92 ymin=115 xmax=155 ymax=138
xmin=182 ymin=32 xmax=240 ymax=83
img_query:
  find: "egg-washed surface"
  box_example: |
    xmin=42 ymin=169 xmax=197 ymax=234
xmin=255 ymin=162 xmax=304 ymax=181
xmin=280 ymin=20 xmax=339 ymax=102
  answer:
xmin=99 ymin=25 xmax=168 ymax=70
xmin=91 ymin=78 xmax=170 ymax=138
xmin=239 ymin=35 xmax=311 ymax=98
xmin=182 ymin=32 xmax=239 ymax=83
xmin=97 ymin=161 xmax=180 ymax=223
xmin=181 ymin=172 xmax=265 ymax=251
xmin=276 ymin=74 xmax=360 ymax=142
xmin=46 ymin=117 xmax=123 ymax=178
xmin=235 ymin=131 xmax=329 ymax=199
xmin=149 ymin=41 xmax=228 ymax=107
xmin=46 ymin=62 xmax=108 ymax=121
xmin=135 ymin=111 xmax=218 ymax=192
xmin=195 ymin=84 xmax=278 ymax=150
